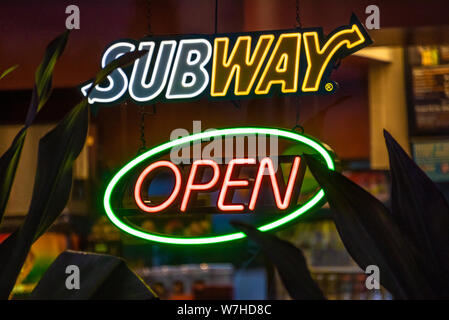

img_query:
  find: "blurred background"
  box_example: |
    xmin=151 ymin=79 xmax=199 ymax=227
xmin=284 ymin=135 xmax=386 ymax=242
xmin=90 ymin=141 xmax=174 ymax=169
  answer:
xmin=1 ymin=0 xmax=449 ymax=299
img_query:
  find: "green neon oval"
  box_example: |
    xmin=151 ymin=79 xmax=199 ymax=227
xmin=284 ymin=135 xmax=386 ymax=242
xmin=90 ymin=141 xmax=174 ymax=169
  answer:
xmin=104 ymin=127 xmax=335 ymax=245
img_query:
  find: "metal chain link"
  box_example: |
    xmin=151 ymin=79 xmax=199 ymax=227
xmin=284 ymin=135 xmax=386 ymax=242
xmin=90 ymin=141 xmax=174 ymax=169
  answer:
xmin=137 ymin=0 xmax=156 ymax=154
xmin=293 ymin=0 xmax=304 ymax=133
xmin=295 ymin=0 xmax=302 ymax=29
xmin=137 ymin=105 xmax=157 ymax=154
xmin=138 ymin=106 xmax=147 ymax=154
xmin=292 ymin=97 xmax=304 ymax=134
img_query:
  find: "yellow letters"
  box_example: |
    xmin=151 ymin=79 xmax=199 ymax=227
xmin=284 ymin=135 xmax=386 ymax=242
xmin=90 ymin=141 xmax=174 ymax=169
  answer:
xmin=255 ymin=33 xmax=301 ymax=95
xmin=208 ymin=22 xmax=368 ymax=98
xmin=211 ymin=35 xmax=274 ymax=96
xmin=302 ymin=24 xmax=365 ymax=92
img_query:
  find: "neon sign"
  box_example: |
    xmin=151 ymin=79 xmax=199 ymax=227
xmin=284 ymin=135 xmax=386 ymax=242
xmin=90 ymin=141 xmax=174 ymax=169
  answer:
xmin=82 ymin=15 xmax=371 ymax=105
xmin=133 ymin=157 xmax=302 ymax=214
xmin=103 ymin=127 xmax=336 ymax=245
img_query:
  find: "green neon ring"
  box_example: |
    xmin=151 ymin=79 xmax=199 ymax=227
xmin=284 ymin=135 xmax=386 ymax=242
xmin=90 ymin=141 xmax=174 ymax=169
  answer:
xmin=103 ymin=127 xmax=335 ymax=245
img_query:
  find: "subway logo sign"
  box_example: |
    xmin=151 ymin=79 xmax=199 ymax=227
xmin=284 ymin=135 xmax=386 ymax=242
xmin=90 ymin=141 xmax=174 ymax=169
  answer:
xmin=81 ymin=15 xmax=372 ymax=105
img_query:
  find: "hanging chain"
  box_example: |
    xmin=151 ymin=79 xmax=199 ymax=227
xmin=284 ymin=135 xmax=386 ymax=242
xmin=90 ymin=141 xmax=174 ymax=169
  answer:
xmin=137 ymin=105 xmax=157 ymax=154
xmin=293 ymin=0 xmax=303 ymax=133
xmin=215 ymin=0 xmax=240 ymax=110
xmin=292 ymin=97 xmax=304 ymax=133
xmin=295 ymin=0 xmax=302 ymax=29
xmin=138 ymin=106 xmax=147 ymax=153
xmin=137 ymin=0 xmax=157 ymax=154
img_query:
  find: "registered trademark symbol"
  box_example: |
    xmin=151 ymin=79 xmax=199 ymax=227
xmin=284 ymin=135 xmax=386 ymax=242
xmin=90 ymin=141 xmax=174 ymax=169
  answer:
xmin=325 ymin=83 xmax=334 ymax=92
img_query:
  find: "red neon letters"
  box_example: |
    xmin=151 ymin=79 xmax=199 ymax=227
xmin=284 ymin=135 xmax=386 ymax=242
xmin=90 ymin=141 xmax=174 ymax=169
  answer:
xmin=249 ymin=156 xmax=300 ymax=210
xmin=134 ymin=157 xmax=302 ymax=213
xmin=181 ymin=159 xmax=220 ymax=212
xmin=134 ymin=160 xmax=182 ymax=213
xmin=218 ymin=158 xmax=256 ymax=212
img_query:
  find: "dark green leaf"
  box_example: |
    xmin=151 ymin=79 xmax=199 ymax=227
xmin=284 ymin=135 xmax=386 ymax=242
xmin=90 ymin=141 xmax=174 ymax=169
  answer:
xmin=0 ymin=65 xmax=18 ymax=80
xmin=231 ymin=221 xmax=325 ymax=300
xmin=34 ymin=30 xmax=69 ymax=115
xmin=0 ymin=129 xmax=27 ymax=224
xmin=305 ymin=154 xmax=435 ymax=299
xmin=0 ymin=100 xmax=88 ymax=299
xmin=0 ymin=47 xmax=150 ymax=299
xmin=86 ymin=49 xmax=148 ymax=97
xmin=85 ymin=49 xmax=148 ymax=116
xmin=0 ymin=31 xmax=69 ymax=223
xmin=384 ymin=130 xmax=449 ymax=296
xmin=30 ymin=251 xmax=157 ymax=299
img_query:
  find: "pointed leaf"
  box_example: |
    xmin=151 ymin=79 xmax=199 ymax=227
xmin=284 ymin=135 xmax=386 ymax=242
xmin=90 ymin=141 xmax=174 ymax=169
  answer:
xmin=34 ymin=30 xmax=69 ymax=115
xmin=0 ymin=47 xmax=151 ymax=299
xmin=0 ymin=65 xmax=18 ymax=80
xmin=0 ymin=32 xmax=69 ymax=223
xmin=384 ymin=130 xmax=449 ymax=295
xmin=30 ymin=251 xmax=157 ymax=299
xmin=27 ymin=30 xmax=69 ymax=125
xmin=0 ymin=100 xmax=88 ymax=299
xmin=305 ymin=154 xmax=435 ymax=299
xmin=0 ymin=128 xmax=27 ymax=224
xmin=231 ymin=221 xmax=325 ymax=300
xmin=86 ymin=49 xmax=148 ymax=97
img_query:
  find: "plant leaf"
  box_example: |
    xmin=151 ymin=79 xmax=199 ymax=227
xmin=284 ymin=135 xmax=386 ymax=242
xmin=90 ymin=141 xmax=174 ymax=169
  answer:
xmin=0 ymin=47 xmax=150 ymax=299
xmin=86 ymin=49 xmax=148 ymax=98
xmin=27 ymin=30 xmax=69 ymax=125
xmin=0 ymin=99 xmax=88 ymax=299
xmin=0 ymin=128 xmax=27 ymax=225
xmin=84 ymin=49 xmax=148 ymax=116
xmin=34 ymin=30 xmax=69 ymax=115
xmin=231 ymin=221 xmax=325 ymax=300
xmin=0 ymin=31 xmax=69 ymax=224
xmin=384 ymin=130 xmax=449 ymax=296
xmin=304 ymin=154 xmax=435 ymax=299
xmin=0 ymin=65 xmax=18 ymax=81
xmin=30 ymin=251 xmax=157 ymax=299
